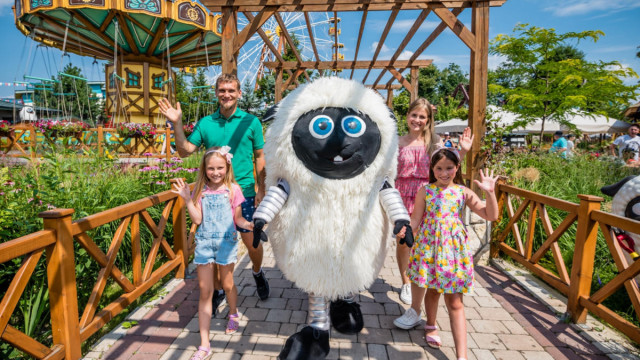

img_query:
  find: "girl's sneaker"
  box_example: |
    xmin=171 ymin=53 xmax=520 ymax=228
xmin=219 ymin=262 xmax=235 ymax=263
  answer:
xmin=189 ymin=346 xmax=211 ymax=360
xmin=393 ymin=307 xmax=422 ymax=329
xmin=226 ymin=313 xmax=240 ymax=335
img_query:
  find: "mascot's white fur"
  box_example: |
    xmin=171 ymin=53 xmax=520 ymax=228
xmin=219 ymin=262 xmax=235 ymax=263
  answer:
xmin=264 ymin=77 xmax=398 ymax=298
xmin=253 ymin=77 xmax=412 ymax=360
xmin=602 ymin=176 xmax=640 ymax=260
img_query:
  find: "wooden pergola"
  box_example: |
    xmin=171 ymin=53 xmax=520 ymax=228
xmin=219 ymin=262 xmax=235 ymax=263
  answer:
xmin=200 ymin=0 xmax=507 ymax=185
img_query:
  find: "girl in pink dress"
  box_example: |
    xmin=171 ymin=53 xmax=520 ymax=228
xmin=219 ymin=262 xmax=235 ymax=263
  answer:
xmin=394 ymin=148 xmax=499 ymax=360
xmin=395 ymin=98 xmax=473 ymax=305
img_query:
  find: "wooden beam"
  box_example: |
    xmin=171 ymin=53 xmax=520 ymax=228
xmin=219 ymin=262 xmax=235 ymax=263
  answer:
xmin=122 ymin=13 xmax=155 ymax=37
xmin=274 ymin=12 xmax=304 ymax=65
xmin=31 ymin=28 xmax=112 ymax=59
xmin=373 ymin=9 xmax=430 ymax=87
xmin=115 ymin=13 xmax=140 ymax=56
xmin=234 ymin=7 xmax=277 ymax=54
xmin=304 ymin=12 xmax=321 ymax=64
xmin=146 ymin=19 xmax=168 ymax=57
xmin=264 ymin=59 xmax=433 ymax=70
xmin=387 ymin=67 xmax=412 ymax=90
xmin=410 ymin=67 xmax=419 ymax=102
xmin=362 ymin=6 xmax=399 ymax=83
xmin=169 ymin=31 xmax=205 ymax=56
xmin=432 ymin=5 xmax=476 ymax=51
xmin=99 ymin=12 xmax=116 ymax=33
xmin=34 ymin=14 xmax=113 ymax=56
xmin=221 ymin=7 xmax=237 ymax=74
xmin=283 ymin=69 xmax=305 ymax=91
xmin=275 ymin=67 xmax=283 ymax=103
xmin=350 ymin=6 xmax=369 ymax=79
xmin=466 ymin=1 xmax=488 ymax=191
xmin=243 ymin=12 xmax=294 ymax=79
xmin=368 ymin=84 xmax=403 ymax=90
xmin=199 ymin=0 xmax=507 ymax=12
xmin=67 ymin=10 xmax=119 ymax=52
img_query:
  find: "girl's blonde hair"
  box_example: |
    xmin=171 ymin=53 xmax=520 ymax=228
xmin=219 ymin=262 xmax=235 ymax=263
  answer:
xmin=191 ymin=147 xmax=237 ymax=205
xmin=407 ymin=98 xmax=440 ymax=153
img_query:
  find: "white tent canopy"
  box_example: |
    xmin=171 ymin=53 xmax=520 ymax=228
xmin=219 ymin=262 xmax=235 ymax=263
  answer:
xmin=434 ymin=107 xmax=630 ymax=135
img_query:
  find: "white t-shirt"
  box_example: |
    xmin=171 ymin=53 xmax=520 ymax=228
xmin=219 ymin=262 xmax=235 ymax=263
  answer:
xmin=614 ymin=134 xmax=640 ymax=161
xmin=566 ymin=140 xmax=574 ymax=157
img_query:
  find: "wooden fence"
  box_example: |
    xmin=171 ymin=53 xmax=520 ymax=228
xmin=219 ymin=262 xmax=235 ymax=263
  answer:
xmin=491 ymin=178 xmax=640 ymax=343
xmin=0 ymin=180 xmax=197 ymax=359
xmin=0 ymin=125 xmax=175 ymax=161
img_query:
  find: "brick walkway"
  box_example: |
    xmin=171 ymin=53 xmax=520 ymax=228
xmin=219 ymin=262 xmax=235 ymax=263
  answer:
xmin=87 ymin=243 xmax=613 ymax=360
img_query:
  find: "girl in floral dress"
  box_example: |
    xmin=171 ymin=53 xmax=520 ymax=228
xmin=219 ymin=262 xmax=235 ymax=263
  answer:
xmin=394 ymin=148 xmax=498 ymax=360
xmin=395 ymin=98 xmax=473 ymax=304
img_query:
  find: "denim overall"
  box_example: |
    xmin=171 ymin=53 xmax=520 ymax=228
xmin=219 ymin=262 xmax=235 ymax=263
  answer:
xmin=194 ymin=189 xmax=238 ymax=266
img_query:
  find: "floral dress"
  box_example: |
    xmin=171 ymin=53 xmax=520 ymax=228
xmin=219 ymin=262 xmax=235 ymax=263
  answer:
xmin=407 ymin=183 xmax=473 ymax=294
xmin=396 ymin=145 xmax=430 ymax=215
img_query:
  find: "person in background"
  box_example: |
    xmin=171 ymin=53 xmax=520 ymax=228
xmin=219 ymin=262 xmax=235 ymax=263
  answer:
xmin=565 ymin=134 xmax=575 ymax=158
xmin=549 ymin=130 xmax=568 ymax=158
xmin=611 ymin=124 xmax=640 ymax=163
xmin=443 ymin=132 xmax=454 ymax=148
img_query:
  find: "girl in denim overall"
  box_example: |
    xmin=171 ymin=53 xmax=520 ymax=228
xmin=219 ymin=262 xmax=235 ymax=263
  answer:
xmin=173 ymin=146 xmax=253 ymax=360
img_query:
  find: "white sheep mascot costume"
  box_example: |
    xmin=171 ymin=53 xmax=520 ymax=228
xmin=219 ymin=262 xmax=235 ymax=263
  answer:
xmin=252 ymin=77 xmax=413 ymax=359
xmin=601 ymin=176 xmax=640 ymax=263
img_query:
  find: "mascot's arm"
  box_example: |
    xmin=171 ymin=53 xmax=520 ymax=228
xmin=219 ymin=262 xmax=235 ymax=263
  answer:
xmin=252 ymin=179 xmax=290 ymax=248
xmin=379 ymin=181 xmax=414 ymax=247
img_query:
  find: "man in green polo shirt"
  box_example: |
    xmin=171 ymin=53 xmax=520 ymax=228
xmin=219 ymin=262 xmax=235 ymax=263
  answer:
xmin=158 ymin=74 xmax=270 ymax=305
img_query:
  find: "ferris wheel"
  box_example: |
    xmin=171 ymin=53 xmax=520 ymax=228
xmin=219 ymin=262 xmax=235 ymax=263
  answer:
xmin=236 ymin=12 xmax=339 ymax=88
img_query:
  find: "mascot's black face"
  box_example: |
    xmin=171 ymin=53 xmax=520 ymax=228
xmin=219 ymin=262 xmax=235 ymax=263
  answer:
xmin=291 ymin=107 xmax=381 ymax=179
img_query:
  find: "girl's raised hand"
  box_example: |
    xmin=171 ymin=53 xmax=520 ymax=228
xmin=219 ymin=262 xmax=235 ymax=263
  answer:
xmin=171 ymin=178 xmax=191 ymax=201
xmin=459 ymin=127 xmax=474 ymax=153
xmin=473 ymin=168 xmax=499 ymax=193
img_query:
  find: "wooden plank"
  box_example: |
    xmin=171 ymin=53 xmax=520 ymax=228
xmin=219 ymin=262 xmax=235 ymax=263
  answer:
xmin=387 ymin=67 xmax=411 ymax=89
xmin=497 ymin=197 xmax=529 ymax=247
xmin=221 ymin=7 xmax=238 ymax=74
xmin=591 ymin=210 xmax=640 ymax=234
xmin=234 ymin=7 xmax=277 ymax=53
xmin=283 ymin=69 xmax=305 ymax=91
xmin=264 ymin=59 xmax=433 ymax=70
xmin=243 ymin=12 xmax=294 ymax=79
xmin=499 ymin=184 xmax=579 ymax=213
xmin=524 ymin=202 xmax=537 ymax=260
xmin=75 ymin=232 xmax=135 ymax=293
xmin=499 ymin=242 xmax=569 ymax=295
xmin=410 ymin=67 xmax=419 ymax=102
xmin=142 ymin=200 xmax=174 ymax=281
xmin=2 ymin=325 xmax=54 ymax=359
xmin=350 ymin=6 xmax=368 ymax=79
xmin=529 ymin=211 xmax=577 ymax=264
xmin=199 ymin=0 xmax=507 ymax=12
xmin=362 ymin=6 xmax=400 ymax=83
xmin=432 ymin=6 xmax=476 ymax=50
xmin=373 ymin=9 xmax=430 ymax=87
xmin=598 ymin=223 xmax=640 ymax=321
xmin=274 ymin=12 xmax=304 ymax=64
xmin=0 ymin=251 xmax=43 ymax=334
xmin=80 ymin=216 xmax=131 ymax=329
xmin=115 ymin=13 xmax=139 ymax=56
xmin=303 ymin=12 xmax=321 ymax=64
xmin=42 ymin=345 xmax=65 ymax=360
xmin=132 ymin=212 xmax=142 ymax=286
xmin=140 ymin=210 xmax=162 ymax=238
xmin=0 ymin=230 xmax=55 ymax=263
xmin=579 ymin=296 xmax=640 ymax=344
xmin=80 ymin=257 xmax=181 ymax=341
xmin=146 ymin=19 xmax=168 ymax=57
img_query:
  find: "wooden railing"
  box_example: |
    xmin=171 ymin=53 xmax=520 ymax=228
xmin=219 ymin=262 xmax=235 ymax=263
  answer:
xmin=491 ymin=179 xmax=640 ymax=343
xmin=0 ymin=179 xmax=197 ymax=359
xmin=0 ymin=125 xmax=175 ymax=161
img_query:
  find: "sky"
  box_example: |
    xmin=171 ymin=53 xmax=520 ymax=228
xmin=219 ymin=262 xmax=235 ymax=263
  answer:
xmin=0 ymin=0 xmax=638 ymax=100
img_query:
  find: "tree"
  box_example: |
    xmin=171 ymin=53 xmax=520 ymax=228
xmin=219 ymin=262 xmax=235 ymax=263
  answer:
xmin=489 ymin=24 xmax=639 ymax=139
xmin=238 ymin=80 xmax=263 ymax=117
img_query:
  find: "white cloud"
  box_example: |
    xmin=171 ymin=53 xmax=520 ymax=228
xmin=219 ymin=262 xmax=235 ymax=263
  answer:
xmin=545 ymin=0 xmax=640 ymax=16
xmin=392 ymin=19 xmax=440 ymax=33
xmin=592 ymin=45 xmax=638 ymax=54
xmin=488 ymin=55 xmax=508 ymax=70
xmin=398 ymin=50 xmax=414 ymax=60
xmin=370 ymin=41 xmax=391 ymax=54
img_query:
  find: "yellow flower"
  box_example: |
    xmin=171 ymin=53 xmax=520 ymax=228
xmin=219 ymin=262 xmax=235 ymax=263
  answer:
xmin=427 ymin=257 xmax=434 ymax=264
xmin=462 ymin=257 xmax=470 ymax=266
xmin=438 ymin=288 xmax=444 ymax=293
xmin=419 ymin=269 xmax=425 ymax=276
xmin=462 ymin=287 xmax=468 ymax=293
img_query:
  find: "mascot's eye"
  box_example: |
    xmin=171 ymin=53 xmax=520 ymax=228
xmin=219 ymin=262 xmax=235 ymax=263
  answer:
xmin=341 ymin=116 xmax=366 ymax=137
xmin=633 ymin=203 xmax=640 ymax=216
xmin=309 ymin=115 xmax=334 ymax=139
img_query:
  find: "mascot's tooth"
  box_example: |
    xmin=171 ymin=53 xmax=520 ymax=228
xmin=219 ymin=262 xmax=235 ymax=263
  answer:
xmin=334 ymin=155 xmax=343 ymax=162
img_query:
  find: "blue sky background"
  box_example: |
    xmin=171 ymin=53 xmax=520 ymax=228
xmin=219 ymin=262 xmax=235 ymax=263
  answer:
xmin=0 ymin=0 xmax=638 ymax=100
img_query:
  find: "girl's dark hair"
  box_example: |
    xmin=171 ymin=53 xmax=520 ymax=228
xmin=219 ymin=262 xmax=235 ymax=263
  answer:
xmin=429 ymin=148 xmax=463 ymax=185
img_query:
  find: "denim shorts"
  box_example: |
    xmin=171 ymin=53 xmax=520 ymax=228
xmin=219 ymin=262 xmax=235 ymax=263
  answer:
xmin=194 ymin=232 xmax=238 ymax=266
xmin=236 ymin=196 xmax=255 ymax=233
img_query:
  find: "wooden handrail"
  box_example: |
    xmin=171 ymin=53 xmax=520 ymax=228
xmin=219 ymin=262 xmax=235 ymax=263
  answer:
xmin=0 ymin=180 xmax=191 ymax=359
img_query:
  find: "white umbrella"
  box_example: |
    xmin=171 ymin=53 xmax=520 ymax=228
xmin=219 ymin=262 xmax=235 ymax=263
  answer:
xmin=562 ymin=112 xmax=630 ymax=134
xmin=434 ymin=118 xmax=467 ymax=133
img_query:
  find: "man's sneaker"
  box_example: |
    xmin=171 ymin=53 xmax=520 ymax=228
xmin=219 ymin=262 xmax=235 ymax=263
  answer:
xmin=393 ymin=307 xmax=422 ymax=329
xmin=253 ymin=270 xmax=270 ymax=300
xmin=399 ymin=283 xmax=412 ymax=305
xmin=212 ymin=290 xmax=226 ymax=316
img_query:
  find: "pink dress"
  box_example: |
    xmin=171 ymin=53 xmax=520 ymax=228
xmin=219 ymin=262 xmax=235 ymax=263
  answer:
xmin=396 ymin=145 xmax=430 ymax=214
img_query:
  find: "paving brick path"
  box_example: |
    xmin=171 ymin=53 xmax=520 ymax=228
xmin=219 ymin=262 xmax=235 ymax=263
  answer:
xmin=87 ymin=243 xmax=613 ymax=360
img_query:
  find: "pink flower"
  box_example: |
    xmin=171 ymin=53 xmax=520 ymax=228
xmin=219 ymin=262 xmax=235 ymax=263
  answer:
xmin=4 ymin=181 xmax=15 ymax=186
xmin=156 ymin=181 xmax=166 ymax=185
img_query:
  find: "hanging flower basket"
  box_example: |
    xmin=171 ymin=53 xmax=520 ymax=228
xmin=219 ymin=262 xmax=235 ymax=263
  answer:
xmin=116 ymin=123 xmax=157 ymax=140
xmin=183 ymin=123 xmax=194 ymax=137
xmin=0 ymin=120 xmax=11 ymax=136
xmin=37 ymin=120 xmax=88 ymax=138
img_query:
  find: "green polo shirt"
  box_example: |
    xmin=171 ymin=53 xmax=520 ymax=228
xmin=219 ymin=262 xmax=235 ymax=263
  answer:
xmin=188 ymin=108 xmax=264 ymax=197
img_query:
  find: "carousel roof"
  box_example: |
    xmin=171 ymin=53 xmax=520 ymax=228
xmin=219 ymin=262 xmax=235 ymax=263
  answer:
xmin=13 ymin=0 xmax=222 ymax=67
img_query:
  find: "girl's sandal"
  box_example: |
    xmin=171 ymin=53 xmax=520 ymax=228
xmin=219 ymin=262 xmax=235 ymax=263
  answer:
xmin=189 ymin=346 xmax=211 ymax=360
xmin=225 ymin=313 xmax=240 ymax=335
xmin=424 ymin=324 xmax=442 ymax=349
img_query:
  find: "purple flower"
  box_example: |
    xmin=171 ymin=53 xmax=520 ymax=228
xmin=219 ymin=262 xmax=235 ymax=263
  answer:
xmin=143 ymin=152 xmax=153 ymax=156
xmin=47 ymin=204 xmax=55 ymax=209
xmin=27 ymin=198 xmax=33 ymax=203
xmin=155 ymin=181 xmax=166 ymax=185
xmin=0 ymin=192 xmax=4 ymax=196
xmin=3 ymin=181 xmax=14 ymax=186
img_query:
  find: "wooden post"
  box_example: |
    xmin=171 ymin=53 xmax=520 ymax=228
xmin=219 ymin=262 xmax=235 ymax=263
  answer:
xmin=40 ymin=209 xmax=82 ymax=360
xmin=410 ymin=67 xmax=419 ymax=103
xmin=567 ymin=194 xmax=603 ymax=323
xmin=170 ymin=179 xmax=189 ymax=278
xmin=221 ymin=7 xmax=238 ymax=75
xmin=467 ymin=1 xmax=489 ymax=193
xmin=387 ymin=88 xmax=393 ymax=109
xmin=490 ymin=177 xmax=507 ymax=259
xmin=29 ymin=125 xmax=36 ymax=159
xmin=275 ymin=67 xmax=283 ymax=103
xmin=165 ymin=127 xmax=171 ymax=163
xmin=97 ymin=126 xmax=104 ymax=156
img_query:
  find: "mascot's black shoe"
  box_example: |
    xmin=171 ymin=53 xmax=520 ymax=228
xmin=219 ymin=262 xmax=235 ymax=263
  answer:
xmin=330 ymin=299 xmax=364 ymax=334
xmin=278 ymin=326 xmax=330 ymax=360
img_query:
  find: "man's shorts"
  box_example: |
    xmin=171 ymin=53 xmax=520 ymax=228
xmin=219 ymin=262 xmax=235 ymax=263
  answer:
xmin=237 ymin=196 xmax=255 ymax=233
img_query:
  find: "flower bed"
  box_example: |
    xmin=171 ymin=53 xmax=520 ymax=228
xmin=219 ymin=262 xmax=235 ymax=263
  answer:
xmin=183 ymin=123 xmax=194 ymax=137
xmin=0 ymin=120 xmax=10 ymax=136
xmin=37 ymin=120 xmax=88 ymax=137
xmin=116 ymin=123 xmax=157 ymax=140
